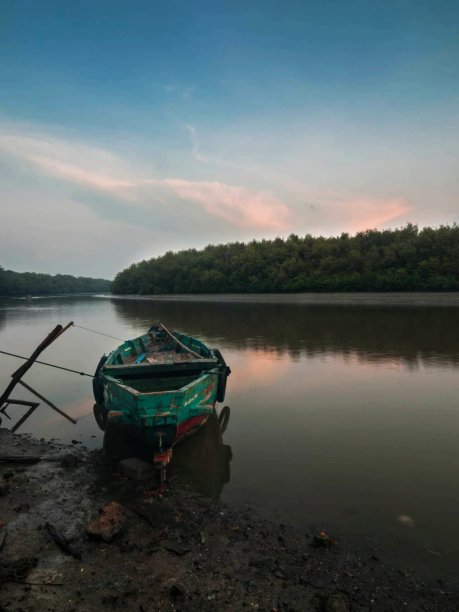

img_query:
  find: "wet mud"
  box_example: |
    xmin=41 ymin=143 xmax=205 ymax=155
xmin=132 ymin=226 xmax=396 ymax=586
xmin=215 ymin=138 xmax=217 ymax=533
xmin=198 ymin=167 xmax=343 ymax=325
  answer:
xmin=1 ymin=427 xmax=458 ymax=612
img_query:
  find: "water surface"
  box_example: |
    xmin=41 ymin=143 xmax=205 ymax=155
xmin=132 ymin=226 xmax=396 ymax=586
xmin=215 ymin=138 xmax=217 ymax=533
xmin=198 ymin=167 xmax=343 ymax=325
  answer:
xmin=1 ymin=293 xmax=459 ymax=579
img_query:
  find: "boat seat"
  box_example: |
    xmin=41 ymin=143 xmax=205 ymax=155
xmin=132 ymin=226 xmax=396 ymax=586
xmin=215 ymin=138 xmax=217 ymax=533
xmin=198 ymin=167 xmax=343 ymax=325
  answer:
xmin=159 ymin=342 xmax=176 ymax=353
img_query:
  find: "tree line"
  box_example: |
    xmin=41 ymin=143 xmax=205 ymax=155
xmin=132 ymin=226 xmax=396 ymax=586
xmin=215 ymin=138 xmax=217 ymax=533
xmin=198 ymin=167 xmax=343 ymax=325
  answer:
xmin=0 ymin=266 xmax=112 ymax=296
xmin=111 ymin=225 xmax=459 ymax=294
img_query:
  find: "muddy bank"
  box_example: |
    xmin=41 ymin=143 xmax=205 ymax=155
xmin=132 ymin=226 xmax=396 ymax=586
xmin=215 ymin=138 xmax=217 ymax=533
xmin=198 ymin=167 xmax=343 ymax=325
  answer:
xmin=0 ymin=428 xmax=457 ymax=611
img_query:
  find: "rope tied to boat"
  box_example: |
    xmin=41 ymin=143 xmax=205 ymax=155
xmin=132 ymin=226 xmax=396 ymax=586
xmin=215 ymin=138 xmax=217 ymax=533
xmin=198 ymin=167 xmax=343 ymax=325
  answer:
xmin=0 ymin=350 xmax=94 ymax=378
xmin=0 ymin=322 xmax=125 ymax=378
xmin=72 ymin=324 xmax=125 ymax=341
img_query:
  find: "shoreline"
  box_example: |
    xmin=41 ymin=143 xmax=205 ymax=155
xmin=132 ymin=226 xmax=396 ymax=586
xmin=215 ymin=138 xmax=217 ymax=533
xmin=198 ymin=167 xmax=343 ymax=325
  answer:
xmin=1 ymin=428 xmax=458 ymax=611
xmin=3 ymin=291 xmax=459 ymax=307
xmin=106 ymin=292 xmax=459 ymax=306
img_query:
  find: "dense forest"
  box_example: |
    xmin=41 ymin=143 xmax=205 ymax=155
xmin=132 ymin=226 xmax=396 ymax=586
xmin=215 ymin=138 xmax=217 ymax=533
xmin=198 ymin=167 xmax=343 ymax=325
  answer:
xmin=112 ymin=225 xmax=459 ymax=294
xmin=0 ymin=266 xmax=111 ymax=296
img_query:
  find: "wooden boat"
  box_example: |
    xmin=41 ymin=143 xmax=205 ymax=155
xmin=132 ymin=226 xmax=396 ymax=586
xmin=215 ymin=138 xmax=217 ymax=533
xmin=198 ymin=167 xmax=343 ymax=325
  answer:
xmin=92 ymin=323 xmax=230 ymax=467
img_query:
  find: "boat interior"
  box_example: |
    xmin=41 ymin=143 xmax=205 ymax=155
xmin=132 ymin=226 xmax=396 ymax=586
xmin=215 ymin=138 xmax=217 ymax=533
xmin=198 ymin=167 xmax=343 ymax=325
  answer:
xmin=109 ymin=327 xmax=204 ymax=364
xmin=117 ymin=373 xmax=206 ymax=393
xmin=104 ymin=325 xmax=218 ymax=393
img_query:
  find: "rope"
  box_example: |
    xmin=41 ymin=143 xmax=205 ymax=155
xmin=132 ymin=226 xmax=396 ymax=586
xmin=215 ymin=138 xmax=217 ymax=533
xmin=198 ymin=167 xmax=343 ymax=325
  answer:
xmin=0 ymin=350 xmax=94 ymax=378
xmin=0 ymin=322 xmax=125 ymax=378
xmin=72 ymin=324 xmax=124 ymax=342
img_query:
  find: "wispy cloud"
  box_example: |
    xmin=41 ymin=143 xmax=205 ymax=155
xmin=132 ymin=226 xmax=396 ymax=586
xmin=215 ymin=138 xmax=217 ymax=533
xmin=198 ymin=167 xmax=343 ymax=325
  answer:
xmin=0 ymin=129 xmax=131 ymax=189
xmin=0 ymin=121 xmax=291 ymax=231
xmin=184 ymin=123 xmax=208 ymax=162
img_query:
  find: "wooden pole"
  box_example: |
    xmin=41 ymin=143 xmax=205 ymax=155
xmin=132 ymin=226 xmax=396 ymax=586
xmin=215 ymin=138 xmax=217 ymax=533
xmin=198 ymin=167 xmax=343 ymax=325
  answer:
xmin=159 ymin=322 xmax=203 ymax=360
xmin=17 ymin=380 xmax=76 ymax=425
xmin=11 ymin=402 xmax=39 ymax=433
xmin=2 ymin=322 xmax=73 ymax=401
xmin=11 ymin=325 xmax=65 ymax=380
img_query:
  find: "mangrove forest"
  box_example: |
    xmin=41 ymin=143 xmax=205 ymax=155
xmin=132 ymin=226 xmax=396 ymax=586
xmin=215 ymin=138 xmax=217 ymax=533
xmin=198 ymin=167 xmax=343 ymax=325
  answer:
xmin=112 ymin=225 xmax=459 ymax=294
xmin=0 ymin=267 xmax=112 ymax=297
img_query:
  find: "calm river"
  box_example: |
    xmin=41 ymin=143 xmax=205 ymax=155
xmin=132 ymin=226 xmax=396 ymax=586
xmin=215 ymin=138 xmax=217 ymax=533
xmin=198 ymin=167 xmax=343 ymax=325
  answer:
xmin=1 ymin=294 xmax=459 ymax=579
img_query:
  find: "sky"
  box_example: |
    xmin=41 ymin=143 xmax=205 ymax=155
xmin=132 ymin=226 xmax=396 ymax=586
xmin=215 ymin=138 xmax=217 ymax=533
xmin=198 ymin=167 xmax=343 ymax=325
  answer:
xmin=0 ymin=0 xmax=458 ymax=279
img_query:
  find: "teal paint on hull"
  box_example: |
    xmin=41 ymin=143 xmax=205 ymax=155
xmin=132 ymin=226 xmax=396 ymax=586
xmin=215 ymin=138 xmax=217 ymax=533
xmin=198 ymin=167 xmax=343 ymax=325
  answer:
xmin=102 ymin=369 xmax=219 ymax=430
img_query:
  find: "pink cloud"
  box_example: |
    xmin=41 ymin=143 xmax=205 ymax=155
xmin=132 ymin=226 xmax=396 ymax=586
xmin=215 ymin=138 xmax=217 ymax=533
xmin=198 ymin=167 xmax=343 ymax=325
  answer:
xmin=304 ymin=193 xmax=412 ymax=234
xmin=344 ymin=197 xmax=412 ymax=232
xmin=163 ymin=178 xmax=291 ymax=230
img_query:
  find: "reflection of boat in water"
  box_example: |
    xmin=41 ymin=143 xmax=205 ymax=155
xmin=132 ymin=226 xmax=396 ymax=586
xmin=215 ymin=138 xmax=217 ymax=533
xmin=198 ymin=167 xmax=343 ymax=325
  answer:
xmin=93 ymin=323 xmax=230 ymax=468
xmin=169 ymin=406 xmax=232 ymax=499
xmin=102 ymin=406 xmax=232 ymax=498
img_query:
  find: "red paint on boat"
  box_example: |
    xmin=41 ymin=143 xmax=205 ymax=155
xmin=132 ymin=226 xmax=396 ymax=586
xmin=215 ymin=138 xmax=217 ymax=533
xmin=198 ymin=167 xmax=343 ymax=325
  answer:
xmin=176 ymin=415 xmax=207 ymax=441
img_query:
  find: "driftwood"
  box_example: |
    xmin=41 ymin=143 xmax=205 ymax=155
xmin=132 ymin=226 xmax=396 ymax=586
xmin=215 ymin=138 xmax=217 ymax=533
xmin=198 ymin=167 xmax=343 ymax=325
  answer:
xmin=0 ymin=456 xmax=41 ymax=464
xmin=0 ymin=455 xmax=82 ymax=464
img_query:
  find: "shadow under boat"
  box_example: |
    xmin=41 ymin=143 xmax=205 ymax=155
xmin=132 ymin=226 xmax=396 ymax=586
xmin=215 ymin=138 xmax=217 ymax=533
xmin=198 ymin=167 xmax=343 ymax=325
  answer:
xmin=103 ymin=405 xmax=232 ymax=499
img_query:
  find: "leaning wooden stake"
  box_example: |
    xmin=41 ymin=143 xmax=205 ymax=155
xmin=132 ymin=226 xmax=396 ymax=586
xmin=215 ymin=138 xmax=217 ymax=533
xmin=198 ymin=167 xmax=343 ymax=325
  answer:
xmin=0 ymin=322 xmax=75 ymax=430
xmin=18 ymin=380 xmax=76 ymax=425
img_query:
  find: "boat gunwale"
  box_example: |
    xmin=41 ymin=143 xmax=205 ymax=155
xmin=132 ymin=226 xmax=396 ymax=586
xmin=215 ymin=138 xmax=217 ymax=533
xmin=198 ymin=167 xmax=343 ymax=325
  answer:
xmin=102 ymin=367 xmax=219 ymax=398
xmin=102 ymin=356 xmax=218 ymax=371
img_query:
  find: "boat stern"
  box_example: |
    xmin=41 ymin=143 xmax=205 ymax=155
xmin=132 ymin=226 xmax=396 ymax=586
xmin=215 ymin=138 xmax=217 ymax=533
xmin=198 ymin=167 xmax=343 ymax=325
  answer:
xmin=102 ymin=368 xmax=218 ymax=465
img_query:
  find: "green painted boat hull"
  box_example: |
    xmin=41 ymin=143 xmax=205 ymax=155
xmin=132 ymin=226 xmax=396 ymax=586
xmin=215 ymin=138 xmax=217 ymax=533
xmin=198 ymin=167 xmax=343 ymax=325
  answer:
xmin=92 ymin=324 xmax=230 ymax=463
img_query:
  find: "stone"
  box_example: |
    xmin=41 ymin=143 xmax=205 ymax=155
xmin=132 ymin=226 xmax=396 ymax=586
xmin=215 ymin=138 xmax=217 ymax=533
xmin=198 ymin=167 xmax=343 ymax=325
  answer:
xmin=169 ymin=584 xmax=185 ymax=598
xmin=0 ymin=556 xmax=38 ymax=581
xmin=119 ymin=457 xmax=155 ymax=481
xmin=163 ymin=541 xmax=192 ymax=556
xmin=326 ymin=593 xmax=350 ymax=612
xmin=61 ymin=454 xmax=78 ymax=468
xmin=249 ymin=557 xmax=276 ymax=571
xmin=0 ymin=481 xmax=10 ymax=496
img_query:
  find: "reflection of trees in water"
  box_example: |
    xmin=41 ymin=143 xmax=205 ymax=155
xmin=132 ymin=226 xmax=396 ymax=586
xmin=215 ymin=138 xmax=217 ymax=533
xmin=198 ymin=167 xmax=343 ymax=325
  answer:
xmin=0 ymin=296 xmax=99 ymax=329
xmin=113 ymin=298 xmax=459 ymax=367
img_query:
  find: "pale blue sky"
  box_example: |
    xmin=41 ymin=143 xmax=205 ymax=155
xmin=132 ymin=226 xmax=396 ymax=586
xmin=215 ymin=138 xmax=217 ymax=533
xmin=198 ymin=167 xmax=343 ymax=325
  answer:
xmin=0 ymin=0 xmax=458 ymax=277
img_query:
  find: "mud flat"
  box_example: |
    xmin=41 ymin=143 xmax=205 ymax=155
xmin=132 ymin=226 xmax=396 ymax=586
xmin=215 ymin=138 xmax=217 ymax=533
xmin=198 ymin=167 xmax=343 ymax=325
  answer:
xmin=0 ymin=428 xmax=458 ymax=612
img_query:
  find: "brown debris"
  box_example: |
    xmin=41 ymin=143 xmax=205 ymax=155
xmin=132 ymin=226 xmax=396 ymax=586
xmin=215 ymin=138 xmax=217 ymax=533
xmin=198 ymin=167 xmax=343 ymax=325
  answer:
xmin=86 ymin=501 xmax=126 ymax=541
xmin=312 ymin=531 xmax=337 ymax=548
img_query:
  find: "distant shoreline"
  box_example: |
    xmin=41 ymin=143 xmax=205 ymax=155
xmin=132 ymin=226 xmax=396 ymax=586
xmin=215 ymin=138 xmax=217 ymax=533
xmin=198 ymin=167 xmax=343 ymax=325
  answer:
xmin=3 ymin=291 xmax=459 ymax=306
xmin=105 ymin=291 xmax=459 ymax=306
